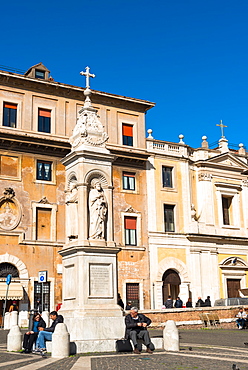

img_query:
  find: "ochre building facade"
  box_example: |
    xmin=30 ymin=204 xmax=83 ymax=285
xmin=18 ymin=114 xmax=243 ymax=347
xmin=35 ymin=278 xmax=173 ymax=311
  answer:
xmin=0 ymin=63 xmax=154 ymax=324
xmin=0 ymin=63 xmax=248 ymax=325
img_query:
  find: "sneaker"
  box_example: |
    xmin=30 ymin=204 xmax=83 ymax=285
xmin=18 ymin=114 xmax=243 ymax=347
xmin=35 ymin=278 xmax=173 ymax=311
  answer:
xmin=32 ymin=349 xmax=41 ymax=354
xmin=133 ymin=348 xmax=141 ymax=354
xmin=239 ymin=326 xmax=243 ymax=330
xmin=32 ymin=348 xmax=43 ymax=354
xmin=40 ymin=348 xmax=47 ymax=354
xmin=146 ymin=347 xmax=153 ymax=354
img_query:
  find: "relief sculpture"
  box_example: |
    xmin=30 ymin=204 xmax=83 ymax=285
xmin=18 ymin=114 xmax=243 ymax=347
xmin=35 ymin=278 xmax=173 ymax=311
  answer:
xmin=0 ymin=188 xmax=21 ymax=231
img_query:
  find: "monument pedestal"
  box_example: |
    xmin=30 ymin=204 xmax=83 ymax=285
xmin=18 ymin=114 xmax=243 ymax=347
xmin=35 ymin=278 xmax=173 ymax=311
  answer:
xmin=59 ymin=243 xmax=125 ymax=353
xmin=60 ymin=70 xmax=125 ymax=353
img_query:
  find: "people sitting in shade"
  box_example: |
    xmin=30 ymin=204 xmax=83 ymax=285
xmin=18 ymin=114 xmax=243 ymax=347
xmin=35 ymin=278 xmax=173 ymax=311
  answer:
xmin=21 ymin=313 xmax=46 ymax=353
xmin=164 ymin=295 xmax=173 ymax=308
xmin=236 ymin=307 xmax=247 ymax=329
xmin=117 ymin=293 xmax=124 ymax=309
xmin=125 ymin=307 xmax=154 ymax=354
xmin=125 ymin=301 xmax=132 ymax=310
xmin=205 ymin=296 xmax=211 ymax=307
xmin=186 ymin=298 xmax=193 ymax=308
xmin=34 ymin=311 xmax=64 ymax=354
xmin=195 ymin=297 xmax=205 ymax=307
xmin=174 ymin=297 xmax=183 ymax=308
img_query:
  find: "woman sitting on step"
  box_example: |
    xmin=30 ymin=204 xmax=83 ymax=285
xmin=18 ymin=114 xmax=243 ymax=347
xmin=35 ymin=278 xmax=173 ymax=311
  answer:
xmin=21 ymin=313 xmax=46 ymax=353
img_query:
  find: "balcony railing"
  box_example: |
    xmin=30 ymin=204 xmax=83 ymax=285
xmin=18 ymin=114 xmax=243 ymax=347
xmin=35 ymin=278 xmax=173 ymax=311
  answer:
xmin=146 ymin=139 xmax=188 ymax=157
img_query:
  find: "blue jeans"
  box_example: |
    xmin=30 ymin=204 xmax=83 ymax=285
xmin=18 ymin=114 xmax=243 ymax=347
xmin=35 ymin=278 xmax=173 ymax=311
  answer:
xmin=236 ymin=318 xmax=246 ymax=328
xmin=37 ymin=331 xmax=52 ymax=349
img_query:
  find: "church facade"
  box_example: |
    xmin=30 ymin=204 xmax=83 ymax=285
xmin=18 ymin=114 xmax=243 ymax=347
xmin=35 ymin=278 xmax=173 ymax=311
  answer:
xmin=0 ymin=63 xmax=247 ymax=324
xmin=146 ymin=134 xmax=248 ymax=308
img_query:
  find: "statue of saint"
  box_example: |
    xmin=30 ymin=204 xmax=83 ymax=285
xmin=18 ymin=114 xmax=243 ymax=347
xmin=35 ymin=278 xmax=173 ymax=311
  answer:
xmin=66 ymin=183 xmax=78 ymax=238
xmin=89 ymin=181 xmax=107 ymax=239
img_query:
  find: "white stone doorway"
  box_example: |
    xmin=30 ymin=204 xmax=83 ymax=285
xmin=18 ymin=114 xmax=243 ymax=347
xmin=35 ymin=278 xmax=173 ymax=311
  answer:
xmin=219 ymin=257 xmax=248 ymax=298
xmin=154 ymin=257 xmax=190 ymax=309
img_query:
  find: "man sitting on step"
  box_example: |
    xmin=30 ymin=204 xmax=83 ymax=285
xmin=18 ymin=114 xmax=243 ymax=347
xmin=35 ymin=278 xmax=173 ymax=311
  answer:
xmin=33 ymin=311 xmax=64 ymax=354
xmin=125 ymin=307 xmax=153 ymax=354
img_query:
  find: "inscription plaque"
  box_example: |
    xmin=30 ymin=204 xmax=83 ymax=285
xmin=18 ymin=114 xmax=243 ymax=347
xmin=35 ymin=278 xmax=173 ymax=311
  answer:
xmin=89 ymin=263 xmax=113 ymax=297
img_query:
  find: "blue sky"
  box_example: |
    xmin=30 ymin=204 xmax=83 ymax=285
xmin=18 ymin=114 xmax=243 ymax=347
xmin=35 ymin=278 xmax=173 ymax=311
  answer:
xmin=1 ymin=0 xmax=248 ymax=148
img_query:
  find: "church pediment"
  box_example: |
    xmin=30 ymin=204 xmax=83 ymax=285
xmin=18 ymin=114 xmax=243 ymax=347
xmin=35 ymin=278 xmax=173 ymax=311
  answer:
xmin=198 ymin=153 xmax=248 ymax=171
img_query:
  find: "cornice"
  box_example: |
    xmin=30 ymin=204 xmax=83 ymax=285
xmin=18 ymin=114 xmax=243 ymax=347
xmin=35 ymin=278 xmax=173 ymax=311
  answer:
xmin=0 ymin=71 xmax=155 ymax=112
xmin=186 ymin=233 xmax=248 ymax=245
xmin=0 ymin=129 xmax=71 ymax=157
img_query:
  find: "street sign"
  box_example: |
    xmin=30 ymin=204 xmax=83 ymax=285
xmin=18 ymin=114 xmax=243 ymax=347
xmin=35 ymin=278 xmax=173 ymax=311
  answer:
xmin=6 ymin=274 xmax=12 ymax=285
xmin=38 ymin=271 xmax=47 ymax=283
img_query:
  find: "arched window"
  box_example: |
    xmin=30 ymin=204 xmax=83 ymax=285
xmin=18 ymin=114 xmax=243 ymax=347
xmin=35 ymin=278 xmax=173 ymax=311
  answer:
xmin=0 ymin=263 xmax=19 ymax=278
xmin=162 ymin=269 xmax=181 ymax=302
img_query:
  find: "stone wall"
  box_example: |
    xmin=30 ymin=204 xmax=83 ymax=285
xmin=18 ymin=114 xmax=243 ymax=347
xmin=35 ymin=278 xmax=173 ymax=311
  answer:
xmin=139 ymin=306 xmax=248 ymax=326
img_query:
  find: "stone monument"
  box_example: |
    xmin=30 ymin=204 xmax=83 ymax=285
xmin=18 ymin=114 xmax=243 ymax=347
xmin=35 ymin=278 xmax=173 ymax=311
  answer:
xmin=60 ymin=67 xmax=124 ymax=353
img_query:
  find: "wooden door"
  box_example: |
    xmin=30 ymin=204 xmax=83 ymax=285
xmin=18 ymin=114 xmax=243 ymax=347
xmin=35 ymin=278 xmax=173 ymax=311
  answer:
xmin=227 ymin=279 xmax=240 ymax=298
xmin=126 ymin=283 xmax=139 ymax=309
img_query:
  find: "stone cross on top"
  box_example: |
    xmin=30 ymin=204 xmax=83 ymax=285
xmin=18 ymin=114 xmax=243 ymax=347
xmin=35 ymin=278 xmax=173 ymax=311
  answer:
xmin=80 ymin=66 xmax=95 ymax=89
xmin=216 ymin=119 xmax=227 ymax=138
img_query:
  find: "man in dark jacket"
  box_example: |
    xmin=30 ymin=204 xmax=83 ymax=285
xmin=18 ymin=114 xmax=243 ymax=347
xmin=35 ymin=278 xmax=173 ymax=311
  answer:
xmin=195 ymin=297 xmax=205 ymax=307
xmin=125 ymin=307 xmax=153 ymax=354
xmin=164 ymin=295 xmax=173 ymax=308
xmin=174 ymin=297 xmax=183 ymax=308
xmin=34 ymin=311 xmax=64 ymax=354
xmin=204 ymin=296 xmax=211 ymax=307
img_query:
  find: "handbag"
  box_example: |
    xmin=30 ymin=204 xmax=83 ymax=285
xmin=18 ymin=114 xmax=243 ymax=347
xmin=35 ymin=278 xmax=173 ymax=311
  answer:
xmin=115 ymin=339 xmax=133 ymax=352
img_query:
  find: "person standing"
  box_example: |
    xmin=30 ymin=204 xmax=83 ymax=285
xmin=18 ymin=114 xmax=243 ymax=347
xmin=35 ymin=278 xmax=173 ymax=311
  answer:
xmin=164 ymin=295 xmax=173 ymax=308
xmin=9 ymin=301 xmax=18 ymax=312
xmin=34 ymin=299 xmax=42 ymax=314
xmin=117 ymin=293 xmax=124 ymax=309
xmin=125 ymin=301 xmax=132 ymax=310
xmin=195 ymin=297 xmax=205 ymax=307
xmin=174 ymin=297 xmax=183 ymax=308
xmin=204 ymin=296 xmax=211 ymax=307
xmin=186 ymin=298 xmax=193 ymax=308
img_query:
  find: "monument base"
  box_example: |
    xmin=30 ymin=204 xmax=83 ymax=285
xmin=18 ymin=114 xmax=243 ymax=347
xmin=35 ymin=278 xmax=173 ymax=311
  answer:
xmin=60 ymin=240 xmax=125 ymax=354
xmin=60 ymin=308 xmax=125 ymax=353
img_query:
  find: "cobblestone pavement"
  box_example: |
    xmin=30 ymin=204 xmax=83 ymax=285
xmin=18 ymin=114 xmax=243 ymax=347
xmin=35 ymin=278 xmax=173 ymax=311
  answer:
xmin=0 ymin=329 xmax=248 ymax=369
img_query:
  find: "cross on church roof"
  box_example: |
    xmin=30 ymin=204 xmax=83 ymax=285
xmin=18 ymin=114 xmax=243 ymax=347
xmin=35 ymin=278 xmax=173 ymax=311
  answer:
xmin=216 ymin=120 xmax=227 ymax=138
xmin=80 ymin=66 xmax=95 ymax=89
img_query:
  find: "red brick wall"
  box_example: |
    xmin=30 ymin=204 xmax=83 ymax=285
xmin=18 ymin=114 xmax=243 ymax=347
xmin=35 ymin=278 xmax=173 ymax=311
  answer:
xmin=138 ymin=306 xmax=248 ymax=326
